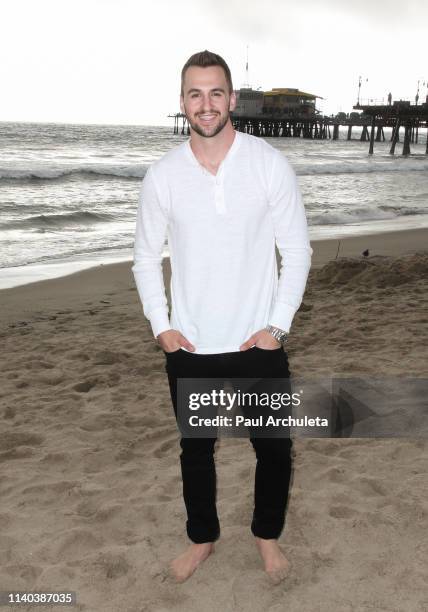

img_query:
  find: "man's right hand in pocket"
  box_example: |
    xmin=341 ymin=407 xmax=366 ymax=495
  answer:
xmin=157 ymin=329 xmax=196 ymax=353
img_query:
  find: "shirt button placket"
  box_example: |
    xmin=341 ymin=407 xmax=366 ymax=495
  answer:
xmin=214 ymin=172 xmax=226 ymax=215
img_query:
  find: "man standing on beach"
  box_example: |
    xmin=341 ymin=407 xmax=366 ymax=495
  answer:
xmin=132 ymin=50 xmax=312 ymax=584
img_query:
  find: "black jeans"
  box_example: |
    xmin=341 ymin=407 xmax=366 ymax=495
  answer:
xmin=164 ymin=346 xmax=293 ymax=544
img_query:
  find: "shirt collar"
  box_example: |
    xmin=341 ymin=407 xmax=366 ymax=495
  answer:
xmin=185 ymin=130 xmax=242 ymax=175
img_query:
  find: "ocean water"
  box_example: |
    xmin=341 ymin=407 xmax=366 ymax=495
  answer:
xmin=1 ymin=121 xmax=427 ymax=289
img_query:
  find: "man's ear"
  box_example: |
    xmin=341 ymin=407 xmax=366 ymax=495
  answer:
xmin=179 ymin=95 xmax=185 ymax=114
xmin=229 ymin=91 xmax=237 ymax=112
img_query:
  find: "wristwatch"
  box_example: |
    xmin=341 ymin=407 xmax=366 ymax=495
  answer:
xmin=265 ymin=324 xmax=288 ymax=344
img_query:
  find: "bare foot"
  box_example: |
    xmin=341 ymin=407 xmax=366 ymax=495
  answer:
xmin=255 ymin=537 xmax=290 ymax=584
xmin=169 ymin=542 xmax=215 ymax=583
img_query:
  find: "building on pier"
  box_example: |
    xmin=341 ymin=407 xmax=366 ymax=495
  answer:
xmin=233 ymin=87 xmax=264 ymax=116
xmin=231 ymin=86 xmax=322 ymax=118
xmin=261 ymin=87 xmax=321 ymax=117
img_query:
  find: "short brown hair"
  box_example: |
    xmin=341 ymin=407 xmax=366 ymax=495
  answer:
xmin=181 ymin=50 xmax=234 ymax=96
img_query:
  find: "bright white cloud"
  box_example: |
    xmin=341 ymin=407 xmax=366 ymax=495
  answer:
xmin=1 ymin=0 xmax=426 ymax=124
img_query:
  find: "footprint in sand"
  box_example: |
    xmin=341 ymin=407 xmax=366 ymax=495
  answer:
xmin=153 ymin=437 xmax=178 ymax=458
xmin=115 ymin=447 xmax=135 ymax=462
xmin=156 ymin=493 xmax=174 ymax=502
xmin=15 ymin=380 xmax=29 ymax=389
xmin=54 ymin=528 xmax=103 ymax=562
xmin=20 ymin=481 xmax=80 ymax=504
xmin=74 ymin=499 xmax=100 ymax=518
xmin=73 ymin=380 xmax=97 ymax=393
xmin=92 ymin=552 xmax=131 ymax=579
xmin=39 ymin=452 xmax=68 ymax=463
xmin=0 ymin=447 xmax=35 ymax=461
xmin=237 ymin=466 xmax=252 ymax=480
xmin=0 ymin=534 xmax=17 ymax=558
xmin=365 ymin=511 xmax=395 ymax=528
xmin=94 ymin=503 xmax=123 ymax=522
xmin=6 ymin=372 xmax=19 ymax=379
xmin=353 ymin=476 xmax=388 ymax=497
xmin=337 ymin=448 xmax=358 ymax=460
xmin=2 ymin=563 xmax=43 ymax=583
xmin=328 ymin=505 xmax=357 ymax=519
xmin=0 ymin=431 xmax=44 ymax=452
xmin=322 ymin=466 xmax=348 ymax=484
xmin=68 ymin=351 xmax=90 ymax=361
xmin=0 ymin=513 xmax=13 ymax=530
xmin=38 ymin=369 xmax=65 ymax=385
xmin=37 ymin=563 xmax=76 ymax=586
xmin=93 ymin=350 xmax=123 ymax=365
xmin=140 ymin=504 xmax=159 ymax=523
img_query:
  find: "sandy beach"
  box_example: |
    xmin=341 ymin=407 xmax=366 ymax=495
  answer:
xmin=1 ymin=227 xmax=427 ymax=612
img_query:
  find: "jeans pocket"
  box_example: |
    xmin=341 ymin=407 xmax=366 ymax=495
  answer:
xmin=163 ymin=348 xmax=183 ymax=356
xmin=253 ymin=346 xmax=283 ymax=352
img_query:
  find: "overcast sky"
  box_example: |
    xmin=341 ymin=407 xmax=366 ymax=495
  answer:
xmin=1 ymin=0 xmax=427 ymax=125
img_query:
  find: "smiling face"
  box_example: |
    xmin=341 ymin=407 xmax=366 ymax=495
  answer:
xmin=180 ymin=65 xmax=236 ymax=138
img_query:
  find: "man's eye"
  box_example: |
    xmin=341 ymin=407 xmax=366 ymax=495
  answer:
xmin=191 ymin=93 xmax=200 ymax=98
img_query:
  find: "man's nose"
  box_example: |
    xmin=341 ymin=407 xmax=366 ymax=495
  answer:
xmin=200 ymin=94 xmax=215 ymax=111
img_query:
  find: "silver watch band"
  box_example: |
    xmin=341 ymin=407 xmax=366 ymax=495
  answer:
xmin=265 ymin=324 xmax=288 ymax=344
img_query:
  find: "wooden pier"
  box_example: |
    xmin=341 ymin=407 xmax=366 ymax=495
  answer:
xmin=168 ymin=101 xmax=428 ymax=155
xmin=352 ymin=101 xmax=428 ymax=155
xmin=169 ymin=112 xmax=338 ymax=140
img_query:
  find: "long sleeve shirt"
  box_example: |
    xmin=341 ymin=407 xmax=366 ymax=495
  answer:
xmin=132 ymin=130 xmax=313 ymax=354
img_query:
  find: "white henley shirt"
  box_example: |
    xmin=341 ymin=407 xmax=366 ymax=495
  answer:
xmin=132 ymin=130 xmax=313 ymax=354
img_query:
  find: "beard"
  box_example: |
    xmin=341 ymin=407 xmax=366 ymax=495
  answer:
xmin=183 ymin=106 xmax=230 ymax=138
